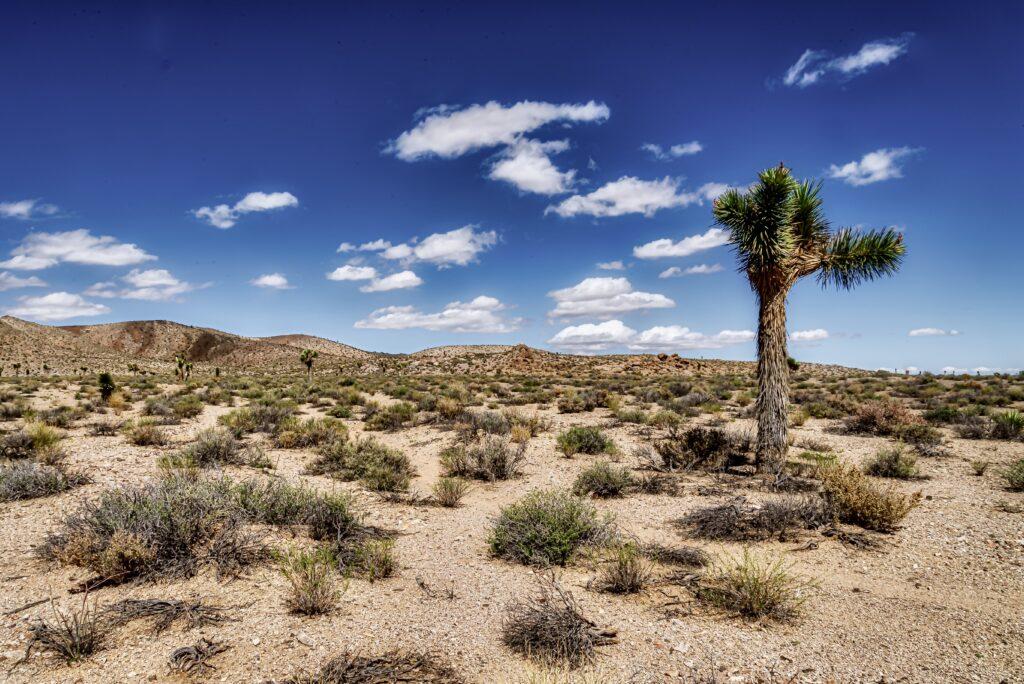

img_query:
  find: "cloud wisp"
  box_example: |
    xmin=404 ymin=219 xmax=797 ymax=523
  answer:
xmin=782 ymin=33 xmax=913 ymax=88
xmin=0 ymin=199 xmax=60 ymax=220
xmin=85 ymin=268 xmax=203 ymax=302
xmin=829 ymin=147 xmax=919 ymax=186
xmin=194 ymin=191 xmax=298 ymax=229
xmin=641 ymin=141 xmax=703 ymax=160
xmin=5 ymin=292 xmax=110 ymax=321
xmin=547 ymin=178 xmax=728 ymax=219
xmin=0 ymin=229 xmax=156 ymax=271
xmin=250 ymin=273 xmax=293 ymax=290
xmin=355 ymin=295 xmax=520 ymax=333
xmin=549 ymin=319 xmax=753 ymax=353
xmin=634 ymin=227 xmax=729 ymax=259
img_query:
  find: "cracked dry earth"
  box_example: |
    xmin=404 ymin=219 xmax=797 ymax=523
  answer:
xmin=1 ymin=387 xmax=1022 ymax=683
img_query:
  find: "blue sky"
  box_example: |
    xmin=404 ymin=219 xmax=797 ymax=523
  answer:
xmin=1 ymin=2 xmax=1021 ymax=372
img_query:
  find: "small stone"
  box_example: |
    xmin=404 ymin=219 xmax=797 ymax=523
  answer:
xmin=296 ymin=632 xmax=315 ymax=647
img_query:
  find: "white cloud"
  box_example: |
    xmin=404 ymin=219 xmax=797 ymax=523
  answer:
xmin=634 ymin=227 xmax=729 ymax=259
xmin=909 ymin=327 xmax=961 ymax=337
xmin=336 ymin=242 xmax=356 ymax=253
xmin=828 ymin=147 xmax=918 ymax=186
xmin=659 ymin=263 xmax=724 ymax=278
xmin=641 ymin=141 xmax=703 ymax=160
xmin=387 ymin=100 xmax=609 ymax=161
xmin=548 ymin=320 xmax=638 ymax=352
xmin=85 ymin=268 xmax=200 ymax=301
xmin=547 ymin=177 xmax=726 ymax=218
xmin=783 ymin=34 xmax=913 ymax=88
xmin=0 ymin=271 xmax=46 ymax=291
xmin=374 ymin=226 xmax=498 ymax=268
xmin=327 ymin=264 xmax=378 ymax=281
xmin=358 ymin=239 xmax=392 ymax=251
xmin=791 ymin=328 xmax=829 ymax=342
xmin=355 ymin=295 xmax=520 ymax=333
xmin=488 ymin=138 xmax=576 ymax=195
xmin=0 ymin=229 xmax=156 ymax=270
xmin=359 ymin=270 xmax=423 ymax=293
xmin=5 ymin=292 xmax=110 ymax=321
xmin=596 ymin=260 xmax=625 ymax=271
xmin=0 ymin=199 xmax=60 ymax=220
xmin=194 ymin=191 xmax=298 ymax=228
xmin=548 ymin=319 xmax=753 ymax=352
xmin=548 ymin=276 xmax=674 ymax=318
xmin=250 ymin=273 xmax=293 ymax=289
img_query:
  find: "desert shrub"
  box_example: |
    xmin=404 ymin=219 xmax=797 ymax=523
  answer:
xmin=679 ymin=496 xmax=827 ymax=541
xmin=970 ymin=460 xmax=989 ymax=476
xmin=142 ymin=397 xmax=174 ymax=419
xmin=308 ymin=438 xmax=415 ymax=492
xmin=864 ymin=446 xmax=919 ymax=479
xmin=165 ymin=428 xmax=243 ymax=469
xmin=502 ymin=578 xmax=615 ymax=668
xmin=123 ymin=419 xmax=167 ymax=446
xmin=1004 ymin=459 xmax=1024 ymax=491
xmin=172 ymin=394 xmax=204 ymax=419
xmin=648 ymin=410 xmax=683 ymax=428
xmin=992 ymin=410 xmax=1024 ymax=440
xmin=615 ymin=407 xmax=648 ymax=424
xmin=219 ymin=403 xmax=294 ymax=434
xmin=696 ymin=550 xmax=811 ymax=620
xmin=282 ymin=651 xmax=464 ymax=683
xmin=955 ymin=416 xmax=991 ymax=440
xmin=598 ymin=543 xmax=650 ymax=594
xmin=0 ymin=399 xmax=29 ymax=421
xmin=846 ymin=400 xmax=922 ymax=436
xmin=436 ymin=397 xmax=465 ymax=421
xmin=345 ymin=538 xmax=397 ymax=581
xmin=556 ymin=427 xmax=614 ymax=457
xmin=0 ymin=462 xmax=89 ymax=501
xmin=431 ymin=477 xmax=470 ymax=507
xmin=440 ymin=437 xmax=526 ymax=481
xmin=275 ymin=417 xmax=346 ymax=449
xmin=571 ymin=461 xmax=634 ymax=498
xmin=509 ymin=424 xmax=532 ymax=444
xmin=0 ymin=429 xmax=35 ymax=459
xmin=364 ymin=402 xmax=416 ymax=431
xmin=461 ymin=409 xmax=511 ymax=435
xmin=819 ymin=464 xmax=919 ymax=532
xmin=654 ymin=426 xmax=746 ymax=471
xmin=489 ymin=489 xmax=608 ymax=566
xmin=280 ymin=547 xmax=340 ymax=615
xmin=504 ymin=409 xmax=548 ymax=436
xmin=640 ymin=543 xmax=709 ymax=568
xmin=39 ymin=406 xmax=79 ymax=428
xmin=25 ymin=598 xmax=106 ymax=664
xmin=90 ymin=420 xmax=122 ymax=436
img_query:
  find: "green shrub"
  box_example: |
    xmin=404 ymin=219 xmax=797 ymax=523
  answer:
xmin=308 ymin=438 xmax=415 ymax=492
xmin=0 ymin=462 xmax=89 ymax=502
xmin=556 ymin=426 xmax=614 ymax=457
xmin=489 ymin=489 xmax=608 ymax=566
xmin=123 ymin=420 xmax=166 ymax=446
xmin=863 ymin=446 xmax=919 ymax=479
xmin=275 ymin=417 xmax=346 ymax=449
xmin=1004 ymin=459 xmax=1024 ymax=491
xmin=164 ymin=428 xmax=242 ymax=469
xmin=598 ymin=543 xmax=650 ymax=594
xmin=440 ymin=438 xmax=525 ymax=481
xmin=171 ymin=394 xmax=204 ymax=419
xmin=364 ymin=402 xmax=416 ymax=431
xmin=280 ymin=547 xmax=341 ymax=615
xmin=992 ymin=410 xmax=1024 ymax=440
xmin=820 ymin=464 xmax=919 ymax=532
xmin=697 ymin=550 xmax=811 ymax=620
xmin=431 ymin=477 xmax=470 ymax=507
xmin=571 ymin=461 xmax=634 ymax=498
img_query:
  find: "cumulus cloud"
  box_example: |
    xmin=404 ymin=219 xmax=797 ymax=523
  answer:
xmin=387 ymin=100 xmax=609 ymax=161
xmin=0 ymin=229 xmax=156 ymax=270
xmin=791 ymin=328 xmax=829 ymax=342
xmin=5 ymin=292 xmax=110 ymax=321
xmin=548 ymin=319 xmax=753 ymax=352
xmin=634 ymin=227 xmax=729 ymax=259
xmin=783 ymin=33 xmax=913 ymax=88
xmin=193 ymin=191 xmax=298 ymax=229
xmin=828 ymin=147 xmax=918 ymax=186
xmin=659 ymin=263 xmax=724 ymax=278
xmin=488 ymin=139 xmax=576 ymax=195
xmin=336 ymin=242 xmax=356 ymax=253
xmin=596 ymin=260 xmax=625 ymax=271
xmin=0 ymin=271 xmax=46 ymax=291
xmin=355 ymin=295 xmax=520 ymax=333
xmin=327 ymin=265 xmax=378 ymax=281
xmin=85 ymin=268 xmax=201 ymax=301
xmin=909 ymin=327 xmax=961 ymax=337
xmin=361 ymin=226 xmax=498 ymax=268
xmin=358 ymin=270 xmax=423 ymax=293
xmin=548 ymin=276 xmax=674 ymax=318
xmin=250 ymin=273 xmax=293 ymax=289
xmin=547 ymin=177 xmax=726 ymax=218
xmin=641 ymin=141 xmax=703 ymax=160
xmin=0 ymin=199 xmax=60 ymax=220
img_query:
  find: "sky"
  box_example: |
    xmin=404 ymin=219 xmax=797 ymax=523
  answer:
xmin=1 ymin=1 xmax=1022 ymax=373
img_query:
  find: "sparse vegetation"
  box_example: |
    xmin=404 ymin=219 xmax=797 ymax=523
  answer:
xmin=556 ymin=426 xmax=615 ymax=457
xmin=490 ymin=489 xmax=609 ymax=566
xmin=440 ymin=437 xmax=526 ymax=481
xmin=696 ymin=549 xmax=812 ymax=620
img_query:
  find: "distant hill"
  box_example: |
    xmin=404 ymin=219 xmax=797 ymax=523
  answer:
xmin=0 ymin=316 xmax=859 ymax=379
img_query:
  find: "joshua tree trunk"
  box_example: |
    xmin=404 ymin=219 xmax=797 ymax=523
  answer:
xmin=755 ymin=286 xmax=790 ymax=474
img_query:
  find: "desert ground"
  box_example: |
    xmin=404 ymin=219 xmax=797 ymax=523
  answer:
xmin=0 ymin=325 xmax=1022 ymax=683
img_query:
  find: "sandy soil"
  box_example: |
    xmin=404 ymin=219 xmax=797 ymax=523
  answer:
xmin=1 ymin=388 xmax=1022 ymax=683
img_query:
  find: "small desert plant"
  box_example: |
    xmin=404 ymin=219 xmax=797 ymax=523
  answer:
xmin=489 ymin=489 xmax=609 ymax=566
xmin=169 ymin=428 xmax=243 ymax=468
xmin=502 ymin=577 xmax=616 ymax=667
xmin=571 ymin=461 xmax=634 ymax=498
xmin=283 ymin=651 xmax=464 ymax=683
xmin=992 ymin=410 xmax=1024 ymax=440
xmin=556 ymin=427 xmax=614 ymax=457
xmin=846 ymin=400 xmax=922 ymax=436
xmin=696 ymin=549 xmax=812 ymax=620
xmin=171 ymin=394 xmax=204 ymax=419
xmin=280 ymin=547 xmax=341 ymax=615
xmin=432 ymin=477 xmax=471 ymax=507
xmin=679 ymin=496 xmax=827 ymax=541
xmin=25 ymin=598 xmax=107 ymax=664
xmin=440 ymin=437 xmax=526 ymax=481
xmin=820 ymin=463 xmax=919 ymax=532
xmin=123 ymin=419 xmax=167 ymax=446
xmin=1004 ymin=459 xmax=1024 ymax=491
xmin=364 ymin=401 xmax=416 ymax=431
xmin=345 ymin=538 xmax=397 ymax=581
xmin=970 ymin=460 xmax=990 ymax=476
xmin=275 ymin=417 xmax=347 ymax=449
xmin=598 ymin=543 xmax=651 ymax=594
xmin=0 ymin=462 xmax=89 ymax=502
xmin=653 ymin=425 xmax=749 ymax=471
xmin=863 ymin=446 xmax=920 ymax=479
xmin=308 ymin=438 xmax=415 ymax=492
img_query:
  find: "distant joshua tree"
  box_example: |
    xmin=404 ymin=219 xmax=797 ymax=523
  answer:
xmin=98 ymin=372 xmax=116 ymax=403
xmin=175 ymin=354 xmax=186 ymax=381
xmin=713 ymin=164 xmax=905 ymax=474
xmin=300 ymin=348 xmax=318 ymax=381
xmin=183 ymin=361 xmax=194 ymax=382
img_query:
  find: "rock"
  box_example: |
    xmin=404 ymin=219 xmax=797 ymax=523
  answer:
xmin=295 ymin=631 xmax=315 ymax=647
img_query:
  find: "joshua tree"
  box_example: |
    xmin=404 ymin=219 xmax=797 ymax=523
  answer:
xmin=183 ymin=361 xmax=194 ymax=382
xmin=713 ymin=165 xmax=905 ymax=474
xmin=300 ymin=348 xmax=318 ymax=381
xmin=175 ymin=354 xmax=186 ymax=381
xmin=98 ymin=372 xmax=116 ymax=403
